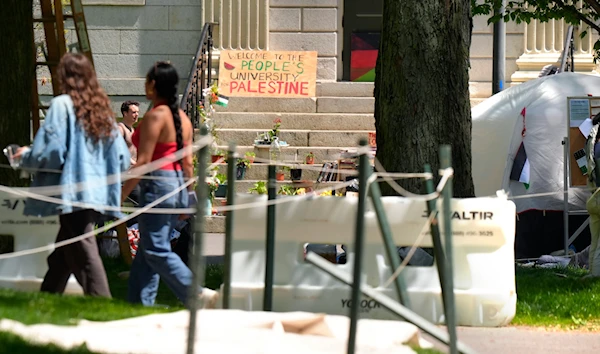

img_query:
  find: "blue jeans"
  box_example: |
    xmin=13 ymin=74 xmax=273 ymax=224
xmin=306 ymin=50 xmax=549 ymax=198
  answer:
xmin=127 ymin=169 xmax=193 ymax=306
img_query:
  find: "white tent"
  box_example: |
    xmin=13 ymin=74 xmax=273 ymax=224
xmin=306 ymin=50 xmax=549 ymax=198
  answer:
xmin=471 ymin=73 xmax=600 ymax=213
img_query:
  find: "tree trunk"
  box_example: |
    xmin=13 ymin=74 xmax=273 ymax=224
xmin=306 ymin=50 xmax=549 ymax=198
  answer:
xmin=375 ymin=0 xmax=475 ymax=197
xmin=0 ymin=0 xmax=33 ymax=187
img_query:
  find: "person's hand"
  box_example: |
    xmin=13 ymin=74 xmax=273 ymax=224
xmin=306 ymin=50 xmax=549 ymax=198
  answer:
xmin=12 ymin=146 xmax=29 ymax=159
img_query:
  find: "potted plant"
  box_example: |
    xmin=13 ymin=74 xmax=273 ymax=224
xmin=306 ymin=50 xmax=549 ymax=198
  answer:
xmin=236 ymin=158 xmax=250 ymax=180
xmin=206 ymin=176 xmax=219 ymax=215
xmin=214 ymin=173 xmax=227 ymax=198
xmin=278 ymin=185 xmax=297 ymax=196
xmin=276 ymin=166 xmax=288 ymax=181
xmin=211 ymin=150 xmax=224 ymax=163
xmin=305 ymin=152 xmax=315 ymax=165
xmin=290 ymin=164 xmax=302 ymax=181
xmin=249 ymin=181 xmax=267 ymax=195
xmin=245 ymin=151 xmax=256 ymax=163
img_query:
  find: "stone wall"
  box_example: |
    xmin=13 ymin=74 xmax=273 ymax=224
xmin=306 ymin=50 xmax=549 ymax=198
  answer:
xmin=68 ymin=0 xmax=203 ymax=113
xmin=268 ymin=0 xmax=340 ymax=81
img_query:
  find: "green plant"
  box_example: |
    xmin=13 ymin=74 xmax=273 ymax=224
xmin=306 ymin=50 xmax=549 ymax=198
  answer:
xmin=268 ymin=118 xmax=282 ymax=141
xmin=215 ymin=173 xmax=227 ymax=184
xmin=237 ymin=158 xmax=251 ymax=168
xmin=245 ymin=151 xmax=256 ymax=158
xmin=306 ymin=152 xmax=315 ymax=158
xmin=278 ymin=185 xmax=298 ymax=195
xmin=249 ymin=181 xmax=267 ymax=194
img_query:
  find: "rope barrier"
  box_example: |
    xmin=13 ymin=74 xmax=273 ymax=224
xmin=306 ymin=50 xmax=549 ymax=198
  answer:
xmin=0 ymin=178 xmax=194 ymax=261
xmin=4 ymin=135 xmax=213 ymax=197
xmin=381 ymin=210 xmax=437 ymax=289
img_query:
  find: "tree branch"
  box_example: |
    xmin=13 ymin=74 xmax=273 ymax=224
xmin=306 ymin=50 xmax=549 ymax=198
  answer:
xmin=583 ymin=0 xmax=600 ymax=19
xmin=556 ymin=0 xmax=600 ymax=35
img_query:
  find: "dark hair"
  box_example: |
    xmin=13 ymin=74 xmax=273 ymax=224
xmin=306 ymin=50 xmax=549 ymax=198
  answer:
xmin=146 ymin=61 xmax=183 ymax=167
xmin=120 ymin=100 xmax=140 ymax=115
xmin=58 ymin=53 xmax=114 ymax=142
xmin=593 ymin=112 xmax=600 ymax=126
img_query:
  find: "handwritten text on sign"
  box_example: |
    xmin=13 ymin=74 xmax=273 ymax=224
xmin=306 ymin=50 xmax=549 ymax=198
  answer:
xmin=218 ymin=50 xmax=317 ymax=98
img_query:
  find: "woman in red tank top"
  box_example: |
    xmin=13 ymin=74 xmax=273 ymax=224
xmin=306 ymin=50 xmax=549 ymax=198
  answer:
xmin=122 ymin=61 xmax=219 ymax=308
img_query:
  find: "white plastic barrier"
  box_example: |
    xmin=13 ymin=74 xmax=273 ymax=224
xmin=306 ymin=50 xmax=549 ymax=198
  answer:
xmin=223 ymin=192 xmax=517 ymax=327
xmin=0 ymin=191 xmax=82 ymax=294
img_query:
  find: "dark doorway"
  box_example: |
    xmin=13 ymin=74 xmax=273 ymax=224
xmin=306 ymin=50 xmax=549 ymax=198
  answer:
xmin=342 ymin=0 xmax=383 ymax=81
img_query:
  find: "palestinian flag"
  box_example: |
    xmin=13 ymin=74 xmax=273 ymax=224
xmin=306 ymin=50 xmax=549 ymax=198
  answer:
xmin=215 ymin=94 xmax=229 ymax=107
xmin=510 ymin=142 xmax=530 ymax=189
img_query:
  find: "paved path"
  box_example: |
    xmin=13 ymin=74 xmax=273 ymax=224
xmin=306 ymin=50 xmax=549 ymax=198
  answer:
xmin=203 ymin=233 xmax=600 ymax=354
xmin=427 ymin=327 xmax=600 ymax=353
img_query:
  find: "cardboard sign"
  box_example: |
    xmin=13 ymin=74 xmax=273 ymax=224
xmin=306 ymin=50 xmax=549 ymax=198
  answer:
xmin=218 ymin=50 xmax=318 ymax=98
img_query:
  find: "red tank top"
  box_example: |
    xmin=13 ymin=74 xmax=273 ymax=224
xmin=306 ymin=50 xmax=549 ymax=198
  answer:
xmin=131 ymin=103 xmax=183 ymax=171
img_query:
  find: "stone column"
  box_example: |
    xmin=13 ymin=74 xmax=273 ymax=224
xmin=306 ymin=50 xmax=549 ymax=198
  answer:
xmin=511 ymin=11 xmax=597 ymax=84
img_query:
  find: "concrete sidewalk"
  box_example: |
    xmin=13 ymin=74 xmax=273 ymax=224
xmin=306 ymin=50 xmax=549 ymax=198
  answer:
xmin=427 ymin=327 xmax=600 ymax=354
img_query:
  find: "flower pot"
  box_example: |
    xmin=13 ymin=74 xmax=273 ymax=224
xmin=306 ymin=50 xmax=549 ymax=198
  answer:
xmin=306 ymin=156 xmax=314 ymax=165
xmin=236 ymin=165 xmax=247 ymax=180
xmin=211 ymin=155 xmax=222 ymax=163
xmin=215 ymin=184 xmax=227 ymax=198
xmin=276 ymin=172 xmax=285 ymax=181
xmin=246 ymin=156 xmax=255 ymax=163
xmin=290 ymin=168 xmax=302 ymax=181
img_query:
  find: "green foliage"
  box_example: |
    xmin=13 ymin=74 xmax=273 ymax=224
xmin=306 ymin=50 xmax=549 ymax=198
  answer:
xmin=215 ymin=173 xmax=227 ymax=184
xmin=278 ymin=185 xmax=298 ymax=195
xmin=248 ymin=181 xmax=267 ymax=194
xmin=236 ymin=157 xmax=251 ymax=168
xmin=473 ymin=0 xmax=600 ymax=61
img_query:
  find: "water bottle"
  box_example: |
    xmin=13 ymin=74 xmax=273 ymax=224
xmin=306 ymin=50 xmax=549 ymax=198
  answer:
xmin=269 ymin=137 xmax=281 ymax=165
xmin=3 ymin=144 xmax=22 ymax=169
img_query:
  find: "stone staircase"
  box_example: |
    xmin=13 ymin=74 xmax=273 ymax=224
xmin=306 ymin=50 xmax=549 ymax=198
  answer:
xmin=212 ymin=82 xmax=376 ymax=162
xmin=202 ymin=82 xmax=487 ymax=232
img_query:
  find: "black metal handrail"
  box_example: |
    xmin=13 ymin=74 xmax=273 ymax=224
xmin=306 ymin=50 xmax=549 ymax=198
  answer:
xmin=180 ymin=22 xmax=217 ymax=129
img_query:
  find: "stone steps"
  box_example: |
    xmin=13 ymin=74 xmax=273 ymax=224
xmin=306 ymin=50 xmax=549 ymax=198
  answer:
xmin=215 ymin=163 xmax=350 ymax=180
xmin=214 ymin=145 xmax=358 ymax=163
xmin=212 ymin=112 xmax=374 ymax=131
xmin=214 ymin=96 xmax=374 ymax=114
xmin=214 ymin=129 xmax=373 ymax=147
xmin=216 ymin=180 xmax=347 ymax=194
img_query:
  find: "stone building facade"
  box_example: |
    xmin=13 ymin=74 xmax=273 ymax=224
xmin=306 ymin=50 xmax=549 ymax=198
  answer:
xmin=73 ymin=0 xmax=598 ymax=111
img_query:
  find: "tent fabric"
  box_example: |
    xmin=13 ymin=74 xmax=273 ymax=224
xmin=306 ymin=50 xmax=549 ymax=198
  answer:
xmin=472 ymin=73 xmax=600 ymax=213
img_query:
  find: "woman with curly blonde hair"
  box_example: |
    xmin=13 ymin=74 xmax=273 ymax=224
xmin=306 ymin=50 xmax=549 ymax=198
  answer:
xmin=15 ymin=53 xmax=130 ymax=297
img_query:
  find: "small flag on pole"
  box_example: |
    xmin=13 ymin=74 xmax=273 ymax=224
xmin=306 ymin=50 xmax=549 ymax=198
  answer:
xmin=215 ymin=94 xmax=229 ymax=107
xmin=510 ymin=142 xmax=530 ymax=189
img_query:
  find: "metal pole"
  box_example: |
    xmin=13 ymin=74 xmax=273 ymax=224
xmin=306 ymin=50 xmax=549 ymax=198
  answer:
xmin=305 ymin=252 xmax=476 ymax=354
xmin=423 ymin=164 xmax=453 ymax=333
xmin=439 ymin=146 xmax=458 ymax=354
xmin=186 ymin=126 xmax=209 ymax=354
xmin=368 ymin=180 xmax=411 ymax=308
xmin=563 ymin=136 xmax=570 ymax=255
xmin=223 ymin=142 xmax=237 ymax=309
xmin=492 ymin=0 xmax=506 ymax=94
xmin=347 ymin=139 xmax=369 ymax=354
xmin=263 ymin=164 xmax=277 ymax=311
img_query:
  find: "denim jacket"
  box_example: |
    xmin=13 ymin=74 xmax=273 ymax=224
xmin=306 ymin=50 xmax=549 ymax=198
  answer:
xmin=21 ymin=94 xmax=130 ymax=217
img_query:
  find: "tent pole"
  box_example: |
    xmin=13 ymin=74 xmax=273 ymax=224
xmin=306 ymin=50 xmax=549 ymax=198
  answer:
xmin=563 ymin=136 xmax=570 ymax=256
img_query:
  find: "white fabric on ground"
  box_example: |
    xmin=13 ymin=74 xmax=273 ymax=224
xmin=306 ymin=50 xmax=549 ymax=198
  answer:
xmin=0 ymin=310 xmax=427 ymax=354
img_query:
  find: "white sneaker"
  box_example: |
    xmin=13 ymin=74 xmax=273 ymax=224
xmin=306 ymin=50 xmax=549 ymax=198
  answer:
xmin=199 ymin=288 xmax=219 ymax=309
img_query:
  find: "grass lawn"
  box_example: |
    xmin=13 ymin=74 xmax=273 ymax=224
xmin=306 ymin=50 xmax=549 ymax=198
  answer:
xmin=1 ymin=259 xmax=599 ymax=353
xmin=513 ymin=266 xmax=600 ymax=331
